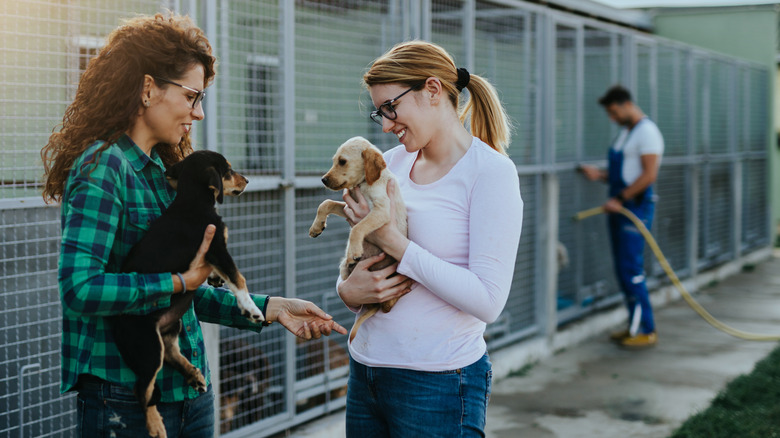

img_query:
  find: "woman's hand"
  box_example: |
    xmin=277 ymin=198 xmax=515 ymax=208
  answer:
xmin=342 ymin=186 xmax=370 ymax=226
xmin=343 ymin=180 xmax=408 ymax=261
xmin=265 ymin=297 xmax=348 ymax=339
xmin=174 ymin=224 xmax=216 ymax=293
xmin=337 ymin=253 xmax=414 ymax=309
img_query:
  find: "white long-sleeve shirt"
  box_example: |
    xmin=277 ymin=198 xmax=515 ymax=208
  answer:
xmin=347 ymin=137 xmax=523 ymax=371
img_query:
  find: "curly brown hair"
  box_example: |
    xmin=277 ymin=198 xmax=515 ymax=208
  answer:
xmin=41 ymin=12 xmax=216 ymax=203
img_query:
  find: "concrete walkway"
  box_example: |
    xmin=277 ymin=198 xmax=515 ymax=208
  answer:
xmin=485 ymin=251 xmax=780 ymax=438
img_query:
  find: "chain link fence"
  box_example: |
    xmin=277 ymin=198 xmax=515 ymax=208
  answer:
xmin=0 ymin=0 xmax=771 ymax=437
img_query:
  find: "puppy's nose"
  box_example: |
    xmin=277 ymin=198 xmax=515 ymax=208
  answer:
xmin=241 ymin=175 xmax=249 ymax=184
xmin=321 ymin=176 xmax=329 ymax=186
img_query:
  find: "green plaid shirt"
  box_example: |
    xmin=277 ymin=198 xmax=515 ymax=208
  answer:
xmin=59 ymin=135 xmax=268 ymax=401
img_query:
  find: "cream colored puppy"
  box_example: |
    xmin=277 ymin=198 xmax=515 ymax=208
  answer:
xmin=309 ymin=136 xmax=407 ymax=341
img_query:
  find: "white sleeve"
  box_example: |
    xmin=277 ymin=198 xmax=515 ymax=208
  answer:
xmin=639 ymin=123 xmax=664 ymax=156
xmin=335 ymin=275 xmax=362 ymax=314
xmin=397 ymin=162 xmax=523 ymax=323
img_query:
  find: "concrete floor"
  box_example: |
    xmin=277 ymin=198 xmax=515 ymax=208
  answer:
xmin=485 ymin=252 xmax=780 ymax=438
xmin=289 ymin=250 xmax=780 ymax=438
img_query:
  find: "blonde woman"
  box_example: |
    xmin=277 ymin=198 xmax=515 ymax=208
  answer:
xmin=337 ymin=40 xmax=523 ymax=437
xmin=42 ymin=13 xmax=345 ymax=437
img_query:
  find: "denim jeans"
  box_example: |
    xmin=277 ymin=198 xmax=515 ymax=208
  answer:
xmin=75 ymin=376 xmax=214 ymax=438
xmin=346 ymin=353 xmax=492 ymax=438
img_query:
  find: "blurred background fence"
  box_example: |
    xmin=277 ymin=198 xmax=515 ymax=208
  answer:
xmin=0 ymin=0 xmax=771 ymax=437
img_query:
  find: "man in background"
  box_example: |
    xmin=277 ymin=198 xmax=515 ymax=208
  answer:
xmin=580 ymin=85 xmax=664 ymax=348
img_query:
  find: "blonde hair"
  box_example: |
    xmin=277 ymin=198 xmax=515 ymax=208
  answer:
xmin=363 ymin=40 xmax=510 ymax=155
xmin=41 ymin=12 xmax=216 ymax=203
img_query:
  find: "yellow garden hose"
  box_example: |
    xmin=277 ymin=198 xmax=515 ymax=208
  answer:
xmin=574 ymin=206 xmax=780 ymax=342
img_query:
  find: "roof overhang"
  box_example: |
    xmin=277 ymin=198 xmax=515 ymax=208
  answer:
xmin=539 ymin=0 xmax=655 ymax=30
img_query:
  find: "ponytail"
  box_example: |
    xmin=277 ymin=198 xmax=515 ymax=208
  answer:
xmin=460 ymin=73 xmax=511 ymax=155
xmin=364 ymin=40 xmax=511 ymax=155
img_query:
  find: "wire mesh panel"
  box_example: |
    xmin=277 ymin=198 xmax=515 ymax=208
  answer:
xmin=217 ymin=0 xmax=283 ymax=173
xmin=0 ymin=0 xmax=166 ymax=199
xmin=748 ymin=67 xmax=769 ymax=153
xmin=635 ymin=42 xmax=654 ymax=117
xmin=474 ymin=3 xmax=538 ymax=165
xmin=709 ymin=58 xmax=732 ymax=154
xmin=217 ymin=190 xmax=287 ymax=434
xmin=554 ymin=23 xmax=580 ymax=164
xmin=583 ymin=27 xmax=621 ymax=161
xmin=656 ymin=44 xmax=690 ymax=156
xmin=577 ymin=176 xmax=620 ymax=309
xmin=294 ymin=1 xmax=397 ymax=174
xmin=218 ymin=325 xmax=286 ymax=434
xmin=0 ymin=205 xmax=71 ymax=438
xmin=556 ymin=170 xmax=580 ymax=318
xmin=293 ymin=188 xmax=352 ymax=417
xmin=742 ymin=158 xmax=769 ymax=253
xmin=692 ymin=57 xmax=710 ymax=155
xmin=652 ymin=164 xmax=691 ymax=279
xmin=430 ymin=0 xmax=468 ymax=70
xmin=698 ymin=162 xmax=735 ymax=269
xmin=486 ymin=174 xmax=538 ymax=346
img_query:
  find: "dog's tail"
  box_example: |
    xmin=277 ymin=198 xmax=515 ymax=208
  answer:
xmin=349 ymin=304 xmax=380 ymax=343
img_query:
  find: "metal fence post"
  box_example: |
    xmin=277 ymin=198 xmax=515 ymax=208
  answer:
xmin=281 ymin=0 xmax=297 ymax=423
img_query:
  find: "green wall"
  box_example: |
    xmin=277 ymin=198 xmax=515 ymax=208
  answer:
xmin=653 ymin=6 xmax=779 ymax=237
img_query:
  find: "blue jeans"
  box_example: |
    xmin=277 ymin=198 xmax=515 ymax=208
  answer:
xmin=75 ymin=376 xmax=214 ymax=438
xmin=346 ymin=353 xmax=492 ymax=438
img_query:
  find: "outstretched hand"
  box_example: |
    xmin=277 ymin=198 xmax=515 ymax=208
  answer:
xmin=266 ymin=297 xmax=348 ymax=340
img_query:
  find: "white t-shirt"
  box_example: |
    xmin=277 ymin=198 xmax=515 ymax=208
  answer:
xmin=611 ymin=118 xmax=664 ymax=186
xmin=346 ymin=137 xmax=524 ymax=371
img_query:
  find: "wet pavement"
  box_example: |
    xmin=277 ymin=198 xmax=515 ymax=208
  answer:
xmin=485 ymin=250 xmax=780 ymax=438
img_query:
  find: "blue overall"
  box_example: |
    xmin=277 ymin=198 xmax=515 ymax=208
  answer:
xmin=607 ymin=133 xmax=656 ymax=336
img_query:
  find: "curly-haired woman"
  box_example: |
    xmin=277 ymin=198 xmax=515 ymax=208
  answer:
xmin=42 ymin=13 xmax=345 ymax=438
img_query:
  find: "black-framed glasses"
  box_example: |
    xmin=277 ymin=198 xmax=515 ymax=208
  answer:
xmin=153 ymin=76 xmax=205 ymax=109
xmin=369 ymin=82 xmax=424 ymax=125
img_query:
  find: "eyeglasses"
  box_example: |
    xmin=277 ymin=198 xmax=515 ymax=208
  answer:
xmin=153 ymin=76 xmax=205 ymax=109
xmin=369 ymin=83 xmax=424 ymax=125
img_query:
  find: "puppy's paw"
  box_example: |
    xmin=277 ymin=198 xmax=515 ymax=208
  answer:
xmin=236 ymin=293 xmax=265 ymax=323
xmin=346 ymin=245 xmax=363 ymax=263
xmin=309 ymin=222 xmax=325 ymax=238
xmin=188 ymin=368 xmax=207 ymax=392
xmin=207 ymin=274 xmax=224 ymax=288
xmin=146 ymin=407 xmax=167 ymax=438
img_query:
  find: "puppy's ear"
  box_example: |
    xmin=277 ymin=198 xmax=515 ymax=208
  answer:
xmin=206 ymin=166 xmax=224 ymax=203
xmin=362 ymin=148 xmax=386 ymax=185
xmin=165 ymin=160 xmax=185 ymax=190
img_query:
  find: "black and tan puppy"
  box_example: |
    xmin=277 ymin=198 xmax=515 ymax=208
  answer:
xmin=110 ymin=150 xmax=263 ymax=438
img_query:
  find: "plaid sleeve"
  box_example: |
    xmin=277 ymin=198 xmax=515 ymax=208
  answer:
xmin=193 ymin=285 xmax=269 ymax=332
xmin=59 ymin=147 xmax=173 ymax=317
